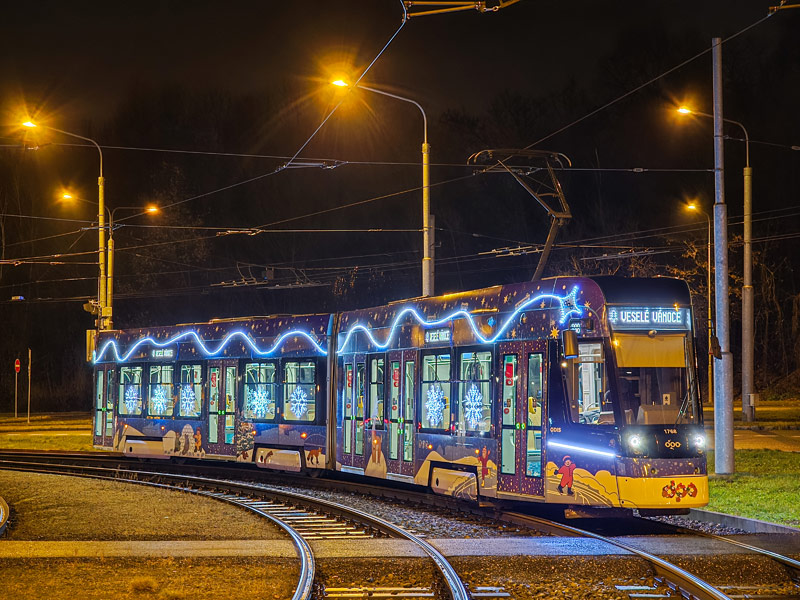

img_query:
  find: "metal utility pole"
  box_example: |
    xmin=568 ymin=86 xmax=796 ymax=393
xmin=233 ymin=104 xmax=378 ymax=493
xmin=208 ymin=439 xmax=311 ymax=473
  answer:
xmin=712 ymin=38 xmax=734 ymax=474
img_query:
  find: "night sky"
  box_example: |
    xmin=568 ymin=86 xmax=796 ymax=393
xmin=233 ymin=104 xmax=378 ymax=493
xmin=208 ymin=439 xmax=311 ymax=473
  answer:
xmin=1 ymin=1 xmax=798 ymax=409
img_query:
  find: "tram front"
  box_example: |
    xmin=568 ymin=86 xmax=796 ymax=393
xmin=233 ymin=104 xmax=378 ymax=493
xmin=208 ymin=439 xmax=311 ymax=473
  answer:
xmin=551 ymin=277 xmax=708 ymax=514
xmin=606 ymin=300 xmax=709 ymax=511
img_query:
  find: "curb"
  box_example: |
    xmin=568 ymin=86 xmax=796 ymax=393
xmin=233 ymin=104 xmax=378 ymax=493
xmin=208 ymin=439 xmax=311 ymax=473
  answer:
xmin=687 ymin=508 xmax=799 ymax=534
xmin=0 ymin=495 xmax=8 ymax=537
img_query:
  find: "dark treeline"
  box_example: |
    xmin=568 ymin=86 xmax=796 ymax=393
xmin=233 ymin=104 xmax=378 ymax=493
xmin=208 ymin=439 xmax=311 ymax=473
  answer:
xmin=1 ymin=15 xmax=798 ymax=411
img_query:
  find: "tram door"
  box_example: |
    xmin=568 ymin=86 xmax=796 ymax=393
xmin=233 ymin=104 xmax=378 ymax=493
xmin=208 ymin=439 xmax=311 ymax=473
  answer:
xmin=341 ymin=355 xmax=367 ymax=470
xmin=497 ymin=341 xmax=546 ymax=496
xmin=208 ymin=361 xmax=238 ymax=452
xmin=94 ymin=366 xmax=116 ymax=446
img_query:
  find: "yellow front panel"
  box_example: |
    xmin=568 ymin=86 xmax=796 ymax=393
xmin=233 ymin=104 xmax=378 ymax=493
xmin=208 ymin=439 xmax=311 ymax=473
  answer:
xmin=617 ymin=474 xmax=708 ymax=509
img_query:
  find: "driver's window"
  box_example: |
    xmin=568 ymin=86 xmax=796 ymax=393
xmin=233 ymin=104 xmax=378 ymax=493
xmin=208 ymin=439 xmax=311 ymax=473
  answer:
xmin=564 ymin=342 xmax=609 ymax=425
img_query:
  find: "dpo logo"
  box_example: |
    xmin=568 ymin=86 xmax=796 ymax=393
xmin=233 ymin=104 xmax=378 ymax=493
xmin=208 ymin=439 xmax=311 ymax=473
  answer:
xmin=664 ymin=439 xmax=682 ymax=450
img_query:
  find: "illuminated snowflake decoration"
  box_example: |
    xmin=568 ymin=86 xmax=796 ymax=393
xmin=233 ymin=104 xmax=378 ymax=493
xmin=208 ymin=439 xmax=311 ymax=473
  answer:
xmin=425 ymin=385 xmax=446 ymax=427
xmin=463 ymin=384 xmax=483 ymax=427
xmin=180 ymin=385 xmax=197 ymax=413
xmin=150 ymin=385 xmax=169 ymax=413
xmin=290 ymin=386 xmax=309 ymax=418
xmin=248 ymin=386 xmax=271 ymax=418
xmin=124 ymin=385 xmax=139 ymax=413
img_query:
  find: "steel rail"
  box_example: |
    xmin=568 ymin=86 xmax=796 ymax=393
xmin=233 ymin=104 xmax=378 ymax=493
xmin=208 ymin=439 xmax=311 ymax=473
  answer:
xmin=0 ymin=459 xmax=315 ymax=600
xmin=652 ymin=520 xmax=800 ymax=583
xmin=499 ymin=511 xmax=730 ymax=600
xmin=0 ymin=455 xmax=469 ymax=600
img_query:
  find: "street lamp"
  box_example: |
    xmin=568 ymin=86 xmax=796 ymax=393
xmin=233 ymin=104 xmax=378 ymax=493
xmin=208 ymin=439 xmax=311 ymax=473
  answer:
xmin=24 ymin=121 xmax=109 ymax=330
xmin=332 ymin=79 xmax=433 ymax=296
xmin=686 ymin=202 xmax=714 ymax=405
xmin=61 ymin=192 xmax=158 ymax=329
xmin=677 ymin=106 xmax=754 ymax=421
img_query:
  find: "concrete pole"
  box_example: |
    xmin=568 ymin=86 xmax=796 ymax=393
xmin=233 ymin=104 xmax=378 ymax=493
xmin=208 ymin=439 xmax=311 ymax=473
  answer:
xmin=107 ymin=235 xmax=114 ymax=331
xmin=422 ymin=139 xmax=432 ymax=296
xmin=712 ymin=37 xmax=735 ymax=474
xmin=98 ymin=174 xmax=107 ymax=330
xmin=706 ymin=214 xmax=713 ymax=406
xmin=27 ymin=348 xmax=31 ymax=424
xmin=742 ymin=151 xmax=754 ymax=421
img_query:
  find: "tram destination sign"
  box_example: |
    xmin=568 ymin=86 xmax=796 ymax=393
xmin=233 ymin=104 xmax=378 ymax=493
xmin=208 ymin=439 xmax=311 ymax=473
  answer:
xmin=424 ymin=328 xmax=451 ymax=344
xmin=151 ymin=348 xmax=175 ymax=359
xmin=608 ymin=306 xmax=690 ymax=330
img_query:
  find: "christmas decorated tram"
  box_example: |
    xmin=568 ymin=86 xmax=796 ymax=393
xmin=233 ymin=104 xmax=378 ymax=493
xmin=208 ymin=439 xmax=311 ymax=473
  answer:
xmin=91 ymin=276 xmax=708 ymax=513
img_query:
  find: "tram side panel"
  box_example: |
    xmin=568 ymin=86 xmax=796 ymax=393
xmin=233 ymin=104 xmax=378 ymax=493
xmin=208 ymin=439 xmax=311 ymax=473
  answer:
xmin=92 ymin=315 xmax=333 ymax=469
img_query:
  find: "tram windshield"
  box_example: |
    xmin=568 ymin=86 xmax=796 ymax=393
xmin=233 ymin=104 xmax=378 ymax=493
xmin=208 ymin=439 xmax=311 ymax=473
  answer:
xmin=612 ymin=332 xmax=699 ymax=425
xmin=564 ymin=334 xmax=699 ymax=426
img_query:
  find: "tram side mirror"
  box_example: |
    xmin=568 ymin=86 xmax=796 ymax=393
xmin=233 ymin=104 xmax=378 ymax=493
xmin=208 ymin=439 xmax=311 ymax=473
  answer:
xmin=561 ymin=329 xmax=579 ymax=360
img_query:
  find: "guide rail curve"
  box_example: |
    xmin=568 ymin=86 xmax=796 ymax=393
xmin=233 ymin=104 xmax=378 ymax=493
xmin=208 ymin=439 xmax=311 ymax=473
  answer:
xmin=0 ymin=453 xmax=470 ymax=600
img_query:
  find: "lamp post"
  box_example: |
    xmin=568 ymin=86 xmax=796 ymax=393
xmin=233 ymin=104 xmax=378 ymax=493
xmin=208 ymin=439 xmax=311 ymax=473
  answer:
xmin=24 ymin=121 xmax=108 ymax=329
xmin=687 ymin=202 xmax=714 ymax=405
xmin=331 ymin=80 xmax=433 ymax=296
xmin=677 ymin=106 xmax=754 ymax=421
xmin=61 ymin=193 xmax=158 ymax=330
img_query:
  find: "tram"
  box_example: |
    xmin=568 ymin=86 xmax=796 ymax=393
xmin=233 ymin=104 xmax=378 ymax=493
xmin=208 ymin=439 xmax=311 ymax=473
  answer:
xmin=91 ymin=276 xmax=708 ymax=513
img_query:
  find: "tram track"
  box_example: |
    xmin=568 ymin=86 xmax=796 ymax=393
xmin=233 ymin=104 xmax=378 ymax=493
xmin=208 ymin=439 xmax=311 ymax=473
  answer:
xmin=0 ymin=451 xmax=470 ymax=600
xmin=2 ymin=450 xmax=799 ymax=600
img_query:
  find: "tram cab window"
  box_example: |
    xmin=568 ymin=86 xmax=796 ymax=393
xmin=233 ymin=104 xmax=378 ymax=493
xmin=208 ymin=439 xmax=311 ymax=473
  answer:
xmin=612 ymin=333 xmax=699 ymax=425
xmin=148 ymin=364 xmax=175 ymax=417
xmin=456 ymin=350 xmax=492 ymax=435
xmin=563 ymin=342 xmax=608 ymax=425
xmin=118 ymin=366 xmax=143 ymax=416
xmin=420 ymin=353 xmax=451 ymax=431
xmin=244 ymin=362 xmax=277 ymax=421
xmin=178 ymin=364 xmax=203 ymax=418
xmin=283 ymin=360 xmax=317 ymax=423
xmin=368 ymin=357 xmax=385 ymax=429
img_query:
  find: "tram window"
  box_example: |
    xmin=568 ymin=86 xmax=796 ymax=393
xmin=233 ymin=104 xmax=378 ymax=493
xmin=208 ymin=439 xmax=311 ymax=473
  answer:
xmin=178 ymin=364 xmax=203 ymax=418
xmin=456 ymin=350 xmax=492 ymax=435
xmin=563 ymin=342 xmax=607 ymax=425
xmin=613 ymin=333 xmax=698 ymax=425
xmin=356 ymin=363 xmax=365 ymax=420
xmin=526 ymin=430 xmax=542 ymax=477
xmin=283 ymin=360 xmax=316 ymax=423
xmin=403 ymin=360 xmax=414 ymax=462
xmin=95 ymin=371 xmax=105 ymax=436
xmin=244 ymin=362 xmax=277 ymax=421
xmin=389 ymin=360 xmax=401 ymax=460
xmin=420 ymin=353 xmax=451 ymax=431
xmin=105 ymin=369 xmax=116 ymax=437
xmin=118 ymin=366 xmax=143 ymax=416
xmin=368 ymin=357 xmax=385 ymax=429
xmin=148 ymin=364 xmax=174 ymax=417
xmin=527 ymin=354 xmax=543 ymax=428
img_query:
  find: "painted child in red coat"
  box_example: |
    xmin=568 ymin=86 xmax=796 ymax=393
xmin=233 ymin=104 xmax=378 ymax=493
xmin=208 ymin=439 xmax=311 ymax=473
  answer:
xmin=554 ymin=455 xmax=576 ymax=495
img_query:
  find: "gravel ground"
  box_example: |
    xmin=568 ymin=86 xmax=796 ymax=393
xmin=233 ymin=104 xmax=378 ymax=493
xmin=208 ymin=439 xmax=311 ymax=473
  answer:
xmin=643 ymin=514 xmax=749 ymax=535
xmin=313 ymin=558 xmax=440 ymax=598
xmin=0 ymin=470 xmax=285 ymax=541
xmin=0 ymin=557 xmax=298 ymax=600
xmin=250 ymin=481 xmax=546 ymax=539
xmin=453 ymin=556 xmax=659 ymax=600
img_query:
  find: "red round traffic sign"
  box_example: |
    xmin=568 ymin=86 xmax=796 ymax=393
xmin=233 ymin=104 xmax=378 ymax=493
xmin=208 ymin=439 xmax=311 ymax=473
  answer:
xmin=14 ymin=359 xmax=21 ymax=373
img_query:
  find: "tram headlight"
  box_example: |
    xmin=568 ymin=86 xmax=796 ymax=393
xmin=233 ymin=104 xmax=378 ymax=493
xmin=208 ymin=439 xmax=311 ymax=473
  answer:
xmin=627 ymin=434 xmax=644 ymax=455
xmin=693 ymin=434 xmax=706 ymax=449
